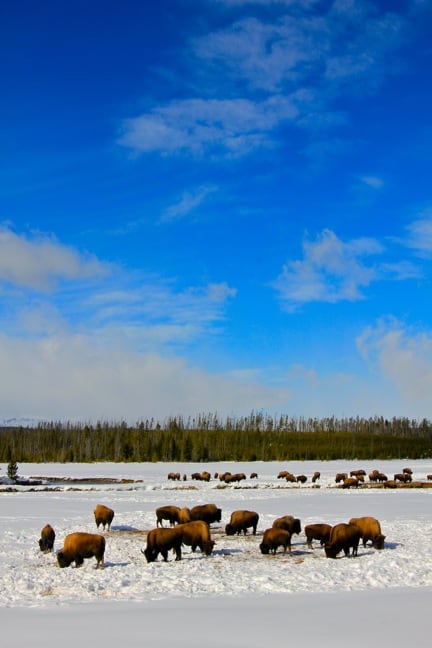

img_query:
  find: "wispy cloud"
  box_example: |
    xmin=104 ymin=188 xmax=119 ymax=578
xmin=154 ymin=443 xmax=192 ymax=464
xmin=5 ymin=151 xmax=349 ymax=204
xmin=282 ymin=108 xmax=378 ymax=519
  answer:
xmin=0 ymin=226 xmax=109 ymax=291
xmin=405 ymin=210 xmax=432 ymax=257
xmin=272 ymin=227 xmax=422 ymax=309
xmin=119 ymin=2 xmax=406 ymax=160
xmin=357 ymin=318 xmax=432 ymax=404
xmin=360 ymin=176 xmax=384 ymax=189
xmin=119 ymin=96 xmax=299 ymax=158
xmin=161 ymin=185 xmax=218 ymax=222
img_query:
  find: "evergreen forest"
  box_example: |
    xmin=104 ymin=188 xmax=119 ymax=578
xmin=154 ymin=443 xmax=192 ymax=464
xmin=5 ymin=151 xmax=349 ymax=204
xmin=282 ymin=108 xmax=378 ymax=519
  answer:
xmin=1 ymin=412 xmax=432 ymax=463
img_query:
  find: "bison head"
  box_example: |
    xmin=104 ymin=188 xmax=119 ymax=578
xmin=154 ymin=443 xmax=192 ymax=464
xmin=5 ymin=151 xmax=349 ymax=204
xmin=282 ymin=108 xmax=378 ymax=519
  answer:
xmin=56 ymin=551 xmax=72 ymax=568
xmin=373 ymin=534 xmax=386 ymax=550
xmin=259 ymin=542 xmax=270 ymax=555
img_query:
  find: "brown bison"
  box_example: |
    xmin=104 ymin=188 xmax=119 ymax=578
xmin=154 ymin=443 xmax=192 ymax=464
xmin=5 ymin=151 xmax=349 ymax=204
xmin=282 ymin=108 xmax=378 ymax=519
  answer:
xmin=394 ymin=473 xmax=410 ymax=483
xmin=94 ymin=504 xmax=114 ymax=531
xmin=143 ymin=526 xmax=183 ymax=562
xmin=260 ymin=528 xmax=292 ymax=554
xmin=335 ymin=472 xmax=348 ymax=483
xmin=403 ymin=467 xmax=413 ymax=475
xmin=189 ymin=504 xmax=222 ymax=525
xmin=349 ymin=517 xmax=386 ymax=549
xmin=312 ymin=471 xmax=321 ymax=483
xmin=296 ymin=474 xmax=307 ymax=484
xmin=384 ymin=479 xmax=397 ymax=488
xmin=277 ymin=470 xmax=289 ymax=479
xmin=156 ymin=505 xmax=181 ymax=527
xmin=177 ymin=507 xmax=192 ymax=524
xmin=427 ymin=474 xmax=432 ymax=481
xmin=285 ymin=473 xmax=297 ymax=483
xmin=324 ymin=523 xmax=361 ymax=558
xmin=369 ymin=470 xmax=380 ymax=482
xmin=250 ymin=472 xmax=258 ymax=479
xmin=342 ymin=477 xmax=359 ymax=489
xmin=225 ymin=510 xmax=259 ymax=536
xmin=39 ymin=524 xmax=55 ymax=552
xmin=167 ymin=472 xmax=181 ymax=481
xmin=57 ymin=532 xmax=105 ymax=568
xmin=179 ymin=521 xmax=215 ymax=555
xmin=272 ymin=515 xmax=301 ymax=536
xmin=304 ymin=523 xmax=332 ymax=549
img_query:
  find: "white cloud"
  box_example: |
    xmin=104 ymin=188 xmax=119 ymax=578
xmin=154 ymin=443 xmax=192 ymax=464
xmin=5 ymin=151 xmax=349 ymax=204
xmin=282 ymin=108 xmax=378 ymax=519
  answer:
xmin=357 ymin=320 xmax=432 ymax=404
xmin=0 ymin=227 xmax=109 ymax=291
xmin=273 ymin=229 xmax=383 ymax=307
xmin=161 ymin=185 xmax=218 ymax=222
xmin=0 ymin=332 xmax=291 ymax=423
xmin=118 ymin=97 xmax=299 ymax=158
xmin=360 ymin=176 xmax=384 ymax=189
xmin=405 ymin=211 xmax=432 ymax=257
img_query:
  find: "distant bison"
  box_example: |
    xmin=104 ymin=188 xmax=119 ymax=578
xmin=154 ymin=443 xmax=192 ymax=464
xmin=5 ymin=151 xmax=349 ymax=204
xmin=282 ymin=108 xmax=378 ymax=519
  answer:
xmin=342 ymin=477 xmax=359 ymax=489
xmin=143 ymin=527 xmax=183 ymax=562
xmin=324 ymin=523 xmax=360 ymax=559
xmin=335 ymin=473 xmax=348 ymax=483
xmin=312 ymin=471 xmax=321 ymax=483
xmin=296 ymin=475 xmax=307 ymax=484
xmin=179 ymin=521 xmax=215 ymax=555
xmin=349 ymin=516 xmax=385 ymax=549
xmin=39 ymin=524 xmax=55 ymax=553
xmin=260 ymin=528 xmax=292 ymax=555
xmin=272 ymin=515 xmax=301 ymax=536
xmin=57 ymin=532 xmax=105 ymax=568
xmin=168 ymin=472 xmax=181 ymax=481
xmin=156 ymin=505 xmax=181 ymax=527
xmin=225 ymin=510 xmax=259 ymax=536
xmin=250 ymin=472 xmax=258 ymax=479
xmin=94 ymin=504 xmax=114 ymax=531
xmin=189 ymin=504 xmax=222 ymax=525
xmin=304 ymin=523 xmax=332 ymax=549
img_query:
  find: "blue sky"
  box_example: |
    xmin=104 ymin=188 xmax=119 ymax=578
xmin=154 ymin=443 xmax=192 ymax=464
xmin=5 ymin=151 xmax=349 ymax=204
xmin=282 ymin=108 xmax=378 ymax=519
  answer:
xmin=1 ymin=0 xmax=431 ymax=424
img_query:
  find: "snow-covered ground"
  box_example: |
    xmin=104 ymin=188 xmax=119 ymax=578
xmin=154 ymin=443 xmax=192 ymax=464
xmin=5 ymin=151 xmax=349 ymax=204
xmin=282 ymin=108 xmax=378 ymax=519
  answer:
xmin=1 ymin=459 xmax=431 ymax=646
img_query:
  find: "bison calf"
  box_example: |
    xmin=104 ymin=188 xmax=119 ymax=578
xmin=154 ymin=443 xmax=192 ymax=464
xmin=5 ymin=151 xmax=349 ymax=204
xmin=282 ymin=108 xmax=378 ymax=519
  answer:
xmin=57 ymin=532 xmax=105 ymax=568
xmin=260 ymin=528 xmax=292 ymax=555
xmin=225 ymin=510 xmax=259 ymax=536
xmin=39 ymin=524 xmax=55 ymax=553
xmin=94 ymin=504 xmax=114 ymax=531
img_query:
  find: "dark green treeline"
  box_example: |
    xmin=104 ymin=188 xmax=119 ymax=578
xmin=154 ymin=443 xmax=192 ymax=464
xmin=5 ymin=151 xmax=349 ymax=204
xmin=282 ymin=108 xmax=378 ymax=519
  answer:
xmin=1 ymin=413 xmax=431 ymax=463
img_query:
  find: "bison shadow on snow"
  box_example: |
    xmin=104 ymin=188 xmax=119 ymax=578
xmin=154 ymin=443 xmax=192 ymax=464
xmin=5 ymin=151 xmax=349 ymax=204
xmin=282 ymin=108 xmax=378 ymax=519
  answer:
xmin=110 ymin=524 xmax=140 ymax=532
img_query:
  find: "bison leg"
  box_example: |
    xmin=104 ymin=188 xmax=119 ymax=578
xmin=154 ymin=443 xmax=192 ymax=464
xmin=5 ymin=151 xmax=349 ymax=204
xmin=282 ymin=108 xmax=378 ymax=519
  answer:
xmin=75 ymin=556 xmax=84 ymax=567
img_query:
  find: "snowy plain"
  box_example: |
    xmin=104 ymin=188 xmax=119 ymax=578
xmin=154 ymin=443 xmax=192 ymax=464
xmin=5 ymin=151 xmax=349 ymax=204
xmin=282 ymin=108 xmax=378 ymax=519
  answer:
xmin=1 ymin=459 xmax=431 ymax=647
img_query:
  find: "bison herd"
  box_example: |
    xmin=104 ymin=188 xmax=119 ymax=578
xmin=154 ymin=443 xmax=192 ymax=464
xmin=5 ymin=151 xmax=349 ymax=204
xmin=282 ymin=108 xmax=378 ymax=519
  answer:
xmin=36 ymin=494 xmax=386 ymax=569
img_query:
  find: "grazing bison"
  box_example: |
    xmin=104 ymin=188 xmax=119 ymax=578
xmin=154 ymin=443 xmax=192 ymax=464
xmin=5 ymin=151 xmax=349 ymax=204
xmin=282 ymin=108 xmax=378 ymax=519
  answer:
xmin=143 ymin=527 xmax=183 ymax=563
xmin=312 ymin=471 xmax=321 ymax=483
xmin=94 ymin=504 xmax=114 ymax=531
xmin=324 ymin=523 xmax=361 ymax=558
xmin=177 ymin=507 xmax=191 ymax=524
xmin=342 ymin=477 xmax=359 ymax=489
xmin=377 ymin=473 xmax=388 ymax=482
xmin=57 ymin=532 xmax=105 ymax=568
xmin=272 ymin=515 xmax=301 ymax=536
xmin=403 ymin=467 xmax=413 ymax=475
xmin=189 ymin=504 xmax=222 ymax=525
xmin=304 ymin=523 xmax=332 ymax=549
xmin=285 ymin=473 xmax=297 ymax=483
xmin=168 ymin=472 xmax=181 ymax=481
xmin=156 ymin=505 xmax=181 ymax=527
xmin=250 ymin=472 xmax=258 ymax=479
xmin=225 ymin=510 xmax=259 ymax=536
xmin=349 ymin=517 xmax=385 ymax=549
xmin=296 ymin=474 xmax=307 ymax=484
xmin=277 ymin=471 xmax=289 ymax=479
xmin=384 ymin=479 xmax=397 ymax=488
xmin=179 ymin=521 xmax=215 ymax=555
xmin=427 ymin=474 xmax=432 ymax=481
xmin=39 ymin=524 xmax=55 ymax=553
xmin=260 ymin=528 xmax=292 ymax=554
xmin=335 ymin=473 xmax=348 ymax=483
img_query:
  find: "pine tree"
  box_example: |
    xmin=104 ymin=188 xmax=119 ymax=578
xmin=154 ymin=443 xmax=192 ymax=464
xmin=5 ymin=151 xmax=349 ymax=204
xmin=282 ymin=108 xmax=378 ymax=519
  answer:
xmin=7 ymin=459 xmax=18 ymax=481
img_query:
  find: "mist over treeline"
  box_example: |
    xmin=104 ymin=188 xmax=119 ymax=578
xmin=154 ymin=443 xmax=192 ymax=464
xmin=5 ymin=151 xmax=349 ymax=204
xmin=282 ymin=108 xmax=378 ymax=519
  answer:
xmin=1 ymin=412 xmax=431 ymax=463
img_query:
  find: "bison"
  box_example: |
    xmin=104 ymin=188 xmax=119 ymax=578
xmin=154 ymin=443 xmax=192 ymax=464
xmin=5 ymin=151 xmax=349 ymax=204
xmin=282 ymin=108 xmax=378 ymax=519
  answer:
xmin=342 ymin=477 xmax=359 ymax=489
xmin=168 ymin=472 xmax=181 ymax=481
xmin=39 ymin=524 xmax=55 ymax=553
xmin=177 ymin=507 xmax=192 ymax=524
xmin=156 ymin=505 xmax=181 ymax=527
xmin=250 ymin=472 xmax=258 ymax=479
xmin=189 ymin=504 xmax=222 ymax=525
xmin=272 ymin=515 xmax=301 ymax=536
xmin=335 ymin=472 xmax=348 ymax=483
xmin=349 ymin=516 xmax=385 ymax=549
xmin=94 ymin=504 xmax=114 ymax=531
xmin=304 ymin=523 xmax=332 ymax=549
xmin=296 ymin=474 xmax=307 ymax=484
xmin=225 ymin=510 xmax=259 ymax=536
xmin=324 ymin=523 xmax=361 ymax=558
xmin=312 ymin=471 xmax=321 ymax=483
xmin=57 ymin=532 xmax=105 ymax=568
xmin=260 ymin=528 xmax=292 ymax=554
xmin=179 ymin=521 xmax=215 ymax=555
xmin=142 ymin=526 xmax=183 ymax=562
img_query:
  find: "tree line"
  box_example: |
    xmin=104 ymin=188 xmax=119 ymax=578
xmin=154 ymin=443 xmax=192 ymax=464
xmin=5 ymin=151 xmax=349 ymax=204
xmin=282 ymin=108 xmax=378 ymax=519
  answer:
xmin=1 ymin=412 xmax=431 ymax=463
